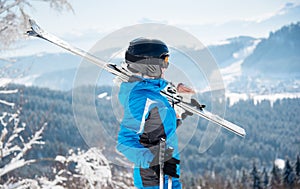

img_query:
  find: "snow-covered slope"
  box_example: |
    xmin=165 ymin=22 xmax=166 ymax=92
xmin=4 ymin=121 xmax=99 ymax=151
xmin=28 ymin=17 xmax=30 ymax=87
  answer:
xmin=211 ymin=32 xmax=300 ymax=107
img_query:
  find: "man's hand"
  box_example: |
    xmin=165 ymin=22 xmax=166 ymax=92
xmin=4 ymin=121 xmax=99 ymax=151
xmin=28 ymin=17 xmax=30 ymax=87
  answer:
xmin=163 ymin=158 xmax=180 ymax=178
xmin=175 ymin=83 xmax=195 ymax=120
xmin=176 ymin=83 xmax=195 ymax=93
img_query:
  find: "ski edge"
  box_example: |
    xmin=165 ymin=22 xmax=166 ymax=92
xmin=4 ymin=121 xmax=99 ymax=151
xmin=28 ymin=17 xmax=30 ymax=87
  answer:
xmin=166 ymin=96 xmax=246 ymax=137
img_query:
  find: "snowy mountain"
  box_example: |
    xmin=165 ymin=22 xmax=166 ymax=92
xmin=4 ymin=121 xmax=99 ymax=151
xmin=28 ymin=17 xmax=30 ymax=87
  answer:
xmin=0 ymin=53 xmax=80 ymax=90
xmin=1 ymin=22 xmax=299 ymax=107
xmin=219 ymin=22 xmax=300 ymax=106
xmin=242 ymin=22 xmax=300 ymax=78
xmin=208 ymin=36 xmax=258 ymax=68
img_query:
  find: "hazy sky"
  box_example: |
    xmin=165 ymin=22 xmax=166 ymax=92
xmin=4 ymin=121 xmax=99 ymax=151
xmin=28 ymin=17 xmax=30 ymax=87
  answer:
xmin=3 ymin=0 xmax=300 ymax=57
xmin=28 ymin=0 xmax=299 ymax=34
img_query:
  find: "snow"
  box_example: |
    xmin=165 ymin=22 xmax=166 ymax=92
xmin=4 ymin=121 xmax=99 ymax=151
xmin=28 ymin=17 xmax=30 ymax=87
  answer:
xmin=2 ymin=178 xmax=40 ymax=189
xmin=0 ymin=75 xmax=40 ymax=88
xmin=208 ymin=39 xmax=231 ymax=46
xmin=0 ymin=78 xmax=12 ymax=87
xmin=55 ymin=155 xmax=66 ymax=162
xmin=0 ymin=99 xmax=15 ymax=108
xmin=252 ymin=93 xmax=300 ymax=106
xmin=0 ymin=89 xmax=18 ymax=94
xmin=226 ymin=92 xmax=300 ymax=107
xmin=97 ymin=92 xmax=108 ymax=99
xmin=1 ymin=146 xmax=126 ymax=188
xmin=71 ymin=147 xmax=112 ymax=182
xmin=233 ymin=39 xmax=261 ymax=59
xmin=53 ymin=147 xmax=113 ymax=188
xmin=13 ymin=75 xmax=40 ymax=87
xmin=220 ymin=39 xmax=261 ymax=88
xmin=274 ymin=158 xmax=285 ymax=169
xmin=0 ymin=82 xmax=18 ymax=107
xmin=97 ymin=92 xmax=112 ymax=100
xmin=0 ymin=109 xmax=46 ymax=177
xmin=220 ymin=60 xmax=243 ymax=87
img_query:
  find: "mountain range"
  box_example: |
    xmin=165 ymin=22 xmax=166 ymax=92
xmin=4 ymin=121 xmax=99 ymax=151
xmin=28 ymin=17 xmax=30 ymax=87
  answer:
xmin=1 ymin=21 xmax=299 ymax=95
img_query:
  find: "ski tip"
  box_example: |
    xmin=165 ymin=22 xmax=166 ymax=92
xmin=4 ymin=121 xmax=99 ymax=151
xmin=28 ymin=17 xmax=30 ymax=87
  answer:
xmin=230 ymin=125 xmax=246 ymax=138
xmin=26 ymin=19 xmax=42 ymax=37
xmin=239 ymin=129 xmax=246 ymax=138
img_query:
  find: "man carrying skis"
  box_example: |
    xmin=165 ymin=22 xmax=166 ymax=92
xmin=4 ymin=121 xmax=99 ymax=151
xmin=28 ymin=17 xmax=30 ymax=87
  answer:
xmin=116 ymin=38 xmax=194 ymax=189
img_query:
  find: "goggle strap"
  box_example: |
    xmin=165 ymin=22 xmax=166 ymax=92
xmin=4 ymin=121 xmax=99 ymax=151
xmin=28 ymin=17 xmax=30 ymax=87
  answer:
xmin=126 ymin=53 xmax=169 ymax=68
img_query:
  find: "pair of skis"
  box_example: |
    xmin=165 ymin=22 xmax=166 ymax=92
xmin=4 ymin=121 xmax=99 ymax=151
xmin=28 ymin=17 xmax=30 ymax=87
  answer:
xmin=26 ymin=19 xmax=246 ymax=138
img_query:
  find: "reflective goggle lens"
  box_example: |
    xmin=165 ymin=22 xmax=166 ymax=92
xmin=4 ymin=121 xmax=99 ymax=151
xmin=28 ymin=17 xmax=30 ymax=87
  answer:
xmin=161 ymin=55 xmax=169 ymax=68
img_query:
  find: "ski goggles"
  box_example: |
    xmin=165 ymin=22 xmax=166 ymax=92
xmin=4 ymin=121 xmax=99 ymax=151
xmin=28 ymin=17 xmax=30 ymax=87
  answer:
xmin=160 ymin=54 xmax=169 ymax=69
xmin=126 ymin=51 xmax=170 ymax=68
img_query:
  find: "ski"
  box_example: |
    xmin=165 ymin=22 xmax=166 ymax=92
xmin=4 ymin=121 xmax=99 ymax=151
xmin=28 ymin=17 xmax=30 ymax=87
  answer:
xmin=27 ymin=19 xmax=246 ymax=137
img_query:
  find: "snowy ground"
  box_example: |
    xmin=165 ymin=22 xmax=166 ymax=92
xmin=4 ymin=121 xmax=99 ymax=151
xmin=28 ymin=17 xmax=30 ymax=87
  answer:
xmin=225 ymin=92 xmax=300 ymax=107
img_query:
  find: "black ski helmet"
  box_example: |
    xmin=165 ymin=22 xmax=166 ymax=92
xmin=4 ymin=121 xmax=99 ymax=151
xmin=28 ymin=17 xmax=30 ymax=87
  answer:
xmin=125 ymin=38 xmax=169 ymax=78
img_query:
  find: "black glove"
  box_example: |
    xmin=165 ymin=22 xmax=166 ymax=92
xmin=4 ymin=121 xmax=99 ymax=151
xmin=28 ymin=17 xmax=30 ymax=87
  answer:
xmin=181 ymin=98 xmax=205 ymax=120
xmin=181 ymin=110 xmax=193 ymax=120
xmin=191 ymin=98 xmax=206 ymax=111
xmin=150 ymin=148 xmax=180 ymax=178
xmin=163 ymin=157 xmax=180 ymax=178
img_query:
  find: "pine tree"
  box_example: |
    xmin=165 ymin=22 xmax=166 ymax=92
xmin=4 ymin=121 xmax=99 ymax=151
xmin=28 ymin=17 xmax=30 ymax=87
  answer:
xmin=262 ymin=167 xmax=269 ymax=189
xmin=283 ymin=159 xmax=295 ymax=189
xmin=241 ymin=169 xmax=249 ymax=189
xmin=296 ymin=155 xmax=300 ymax=177
xmin=251 ymin=163 xmax=262 ymax=189
xmin=270 ymin=162 xmax=281 ymax=188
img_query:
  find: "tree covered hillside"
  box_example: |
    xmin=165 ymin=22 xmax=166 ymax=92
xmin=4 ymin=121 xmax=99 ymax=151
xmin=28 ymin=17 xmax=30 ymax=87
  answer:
xmin=242 ymin=21 xmax=300 ymax=77
xmin=1 ymin=84 xmax=299 ymax=181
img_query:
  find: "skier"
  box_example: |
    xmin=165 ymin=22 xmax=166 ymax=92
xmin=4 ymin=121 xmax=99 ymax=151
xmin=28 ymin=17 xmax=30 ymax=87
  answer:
xmin=116 ymin=38 xmax=194 ymax=189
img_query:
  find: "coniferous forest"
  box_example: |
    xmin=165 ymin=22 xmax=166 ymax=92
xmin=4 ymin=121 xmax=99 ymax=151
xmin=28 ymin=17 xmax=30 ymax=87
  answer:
xmin=0 ymin=84 xmax=299 ymax=188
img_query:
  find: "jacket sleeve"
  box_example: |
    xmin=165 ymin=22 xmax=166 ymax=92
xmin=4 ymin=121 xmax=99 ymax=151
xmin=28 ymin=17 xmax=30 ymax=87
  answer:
xmin=116 ymin=96 xmax=155 ymax=168
xmin=156 ymin=102 xmax=180 ymax=160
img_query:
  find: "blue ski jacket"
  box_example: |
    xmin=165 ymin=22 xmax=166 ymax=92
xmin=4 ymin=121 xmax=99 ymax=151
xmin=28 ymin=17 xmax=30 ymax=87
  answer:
xmin=117 ymin=77 xmax=181 ymax=188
